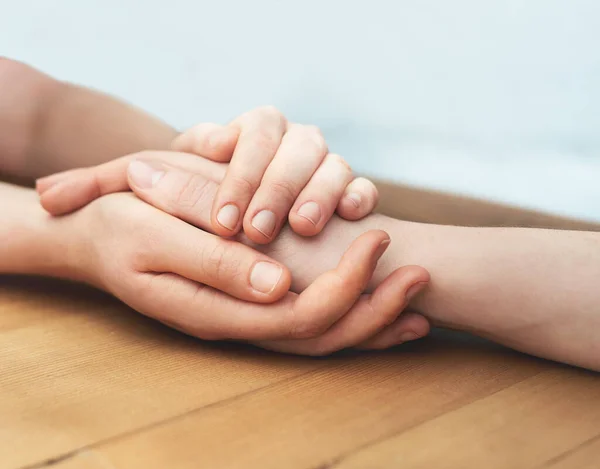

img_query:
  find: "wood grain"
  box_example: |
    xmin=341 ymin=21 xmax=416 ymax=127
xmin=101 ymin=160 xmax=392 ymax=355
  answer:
xmin=2 ymin=184 xmax=600 ymax=469
xmin=0 ymin=278 xmax=319 ymax=468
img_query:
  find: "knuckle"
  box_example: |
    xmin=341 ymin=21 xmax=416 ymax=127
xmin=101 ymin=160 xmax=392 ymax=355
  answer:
xmin=268 ymin=179 xmax=299 ymax=203
xmin=250 ymin=128 xmax=280 ymax=154
xmin=200 ymin=241 xmax=240 ymax=285
xmin=328 ymin=153 xmax=352 ymax=173
xmin=243 ymin=106 xmax=286 ymax=136
xmin=257 ymin=105 xmax=283 ymax=120
xmin=127 ymin=230 xmax=161 ymax=270
xmin=297 ymin=125 xmax=327 ymax=154
xmin=228 ymin=174 xmax=259 ymax=196
xmin=174 ymin=173 xmax=214 ymax=211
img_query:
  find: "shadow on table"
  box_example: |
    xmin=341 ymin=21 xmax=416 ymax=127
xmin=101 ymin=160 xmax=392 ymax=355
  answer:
xmin=0 ymin=274 xmax=569 ymax=373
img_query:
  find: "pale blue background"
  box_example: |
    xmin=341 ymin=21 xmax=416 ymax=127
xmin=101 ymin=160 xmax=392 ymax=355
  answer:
xmin=3 ymin=0 xmax=599 ymax=220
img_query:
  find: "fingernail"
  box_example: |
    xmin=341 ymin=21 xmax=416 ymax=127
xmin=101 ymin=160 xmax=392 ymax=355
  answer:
xmin=250 ymin=261 xmax=283 ymax=294
xmin=374 ymin=238 xmax=391 ymax=260
xmin=252 ymin=210 xmax=277 ymax=238
xmin=216 ymin=204 xmax=239 ymax=231
xmin=346 ymin=192 xmax=362 ymax=208
xmin=128 ymin=160 xmax=165 ymax=189
xmin=297 ymin=201 xmax=321 ymax=226
xmin=406 ymin=281 xmax=428 ymax=302
xmin=398 ymin=331 xmax=421 ymax=343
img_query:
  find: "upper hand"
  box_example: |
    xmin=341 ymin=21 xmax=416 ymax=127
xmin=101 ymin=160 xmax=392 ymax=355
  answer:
xmin=37 ymin=106 xmax=379 ymax=243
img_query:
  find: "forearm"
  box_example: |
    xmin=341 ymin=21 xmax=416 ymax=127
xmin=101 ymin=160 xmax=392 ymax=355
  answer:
xmin=389 ymin=221 xmax=600 ymax=368
xmin=264 ymin=215 xmax=600 ymax=369
xmin=0 ymin=182 xmax=71 ymax=278
xmin=0 ymin=59 xmax=177 ymax=180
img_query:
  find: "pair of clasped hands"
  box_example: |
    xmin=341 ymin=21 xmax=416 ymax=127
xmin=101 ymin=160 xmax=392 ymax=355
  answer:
xmin=36 ymin=106 xmax=431 ymax=355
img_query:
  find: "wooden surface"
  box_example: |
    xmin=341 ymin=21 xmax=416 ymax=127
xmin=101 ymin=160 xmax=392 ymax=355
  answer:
xmin=2 ymin=184 xmax=600 ymax=469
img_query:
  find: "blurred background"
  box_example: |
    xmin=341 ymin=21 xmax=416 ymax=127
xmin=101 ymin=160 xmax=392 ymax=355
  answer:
xmin=3 ymin=0 xmax=599 ymax=220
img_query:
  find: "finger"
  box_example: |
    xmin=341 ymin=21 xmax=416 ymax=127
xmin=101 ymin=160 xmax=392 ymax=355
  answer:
xmin=37 ymin=151 xmax=228 ymax=216
xmin=126 ymin=159 xmax=220 ymax=232
xmin=282 ymin=229 xmax=392 ymax=338
xmin=211 ymin=106 xmax=287 ymax=237
xmin=254 ymin=266 xmax=429 ymax=355
xmin=36 ymin=169 xmax=81 ymax=194
xmin=127 ymin=272 xmax=299 ymax=341
xmin=171 ymin=123 xmax=239 ymax=162
xmin=354 ymin=311 xmax=431 ymax=350
xmin=139 ymin=210 xmax=291 ymax=303
xmin=243 ymin=124 xmax=328 ymax=243
xmin=38 ymin=157 xmax=134 ymax=215
xmin=336 ymin=177 xmax=380 ymax=220
xmin=288 ymin=153 xmax=353 ymax=237
xmin=126 ymin=229 xmax=400 ymax=341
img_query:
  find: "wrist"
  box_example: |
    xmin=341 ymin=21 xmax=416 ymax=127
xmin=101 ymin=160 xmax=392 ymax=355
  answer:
xmin=250 ymin=213 xmax=418 ymax=293
xmin=0 ymin=184 xmax=78 ymax=279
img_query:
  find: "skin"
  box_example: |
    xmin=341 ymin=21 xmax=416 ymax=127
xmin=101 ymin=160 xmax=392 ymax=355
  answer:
xmin=38 ymin=151 xmax=600 ymax=370
xmin=0 ymin=57 xmax=431 ymax=353
xmin=173 ymin=118 xmax=380 ymax=242
xmin=1 ymin=181 xmax=430 ymax=354
xmin=4 ymin=58 xmax=600 ymax=369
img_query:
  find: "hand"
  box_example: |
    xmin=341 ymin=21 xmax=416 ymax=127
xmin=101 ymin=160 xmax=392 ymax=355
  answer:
xmin=38 ymin=106 xmax=379 ymax=243
xmin=55 ymin=191 xmax=428 ymax=354
xmin=37 ymin=151 xmax=432 ymax=354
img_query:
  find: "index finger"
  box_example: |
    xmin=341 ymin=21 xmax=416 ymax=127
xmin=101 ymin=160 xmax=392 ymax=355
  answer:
xmin=128 ymin=229 xmax=398 ymax=341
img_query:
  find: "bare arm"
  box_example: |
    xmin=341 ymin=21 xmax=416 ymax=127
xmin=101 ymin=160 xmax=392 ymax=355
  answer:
xmin=0 ymin=58 xmax=177 ymax=180
xmin=28 ymin=144 xmax=600 ymax=369
xmin=261 ymin=214 xmax=600 ymax=370
xmin=0 ymin=182 xmax=68 ymax=277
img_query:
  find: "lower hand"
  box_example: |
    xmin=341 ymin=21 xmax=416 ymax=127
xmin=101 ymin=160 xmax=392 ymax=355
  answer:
xmin=41 ymin=152 xmax=431 ymax=354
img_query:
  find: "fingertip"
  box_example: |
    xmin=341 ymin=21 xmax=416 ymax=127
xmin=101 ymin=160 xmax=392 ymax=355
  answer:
xmin=337 ymin=177 xmax=379 ymax=220
xmin=242 ymin=226 xmax=278 ymax=245
xmin=403 ymin=312 xmax=431 ymax=338
xmin=36 ymin=176 xmax=56 ymax=195
xmin=242 ymin=209 xmax=281 ymax=245
xmin=172 ymin=123 xmax=238 ymax=162
xmin=212 ymin=203 xmax=242 ymax=237
xmin=350 ymin=229 xmax=390 ymax=252
xmin=38 ymin=186 xmax=58 ymax=214
xmin=405 ymin=264 xmax=431 ymax=282
xmin=337 ymin=196 xmax=366 ymax=220
xmin=355 ymin=311 xmax=430 ymax=351
xmin=248 ymin=260 xmax=291 ymax=303
xmin=288 ymin=212 xmax=322 ymax=237
xmin=332 ymin=230 xmax=391 ymax=296
xmin=36 ymin=170 xmax=77 ymax=195
xmin=271 ymin=264 xmax=292 ymax=301
xmin=38 ymin=181 xmax=72 ymax=215
xmin=381 ymin=265 xmax=430 ymax=311
xmin=342 ymin=229 xmax=391 ymax=269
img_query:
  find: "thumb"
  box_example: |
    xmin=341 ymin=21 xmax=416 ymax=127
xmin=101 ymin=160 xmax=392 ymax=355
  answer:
xmin=37 ymin=151 xmax=228 ymax=216
xmin=126 ymin=159 xmax=219 ymax=232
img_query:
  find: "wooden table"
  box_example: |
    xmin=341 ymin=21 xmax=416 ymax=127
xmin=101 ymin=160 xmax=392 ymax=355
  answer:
xmin=2 ymin=184 xmax=600 ymax=469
